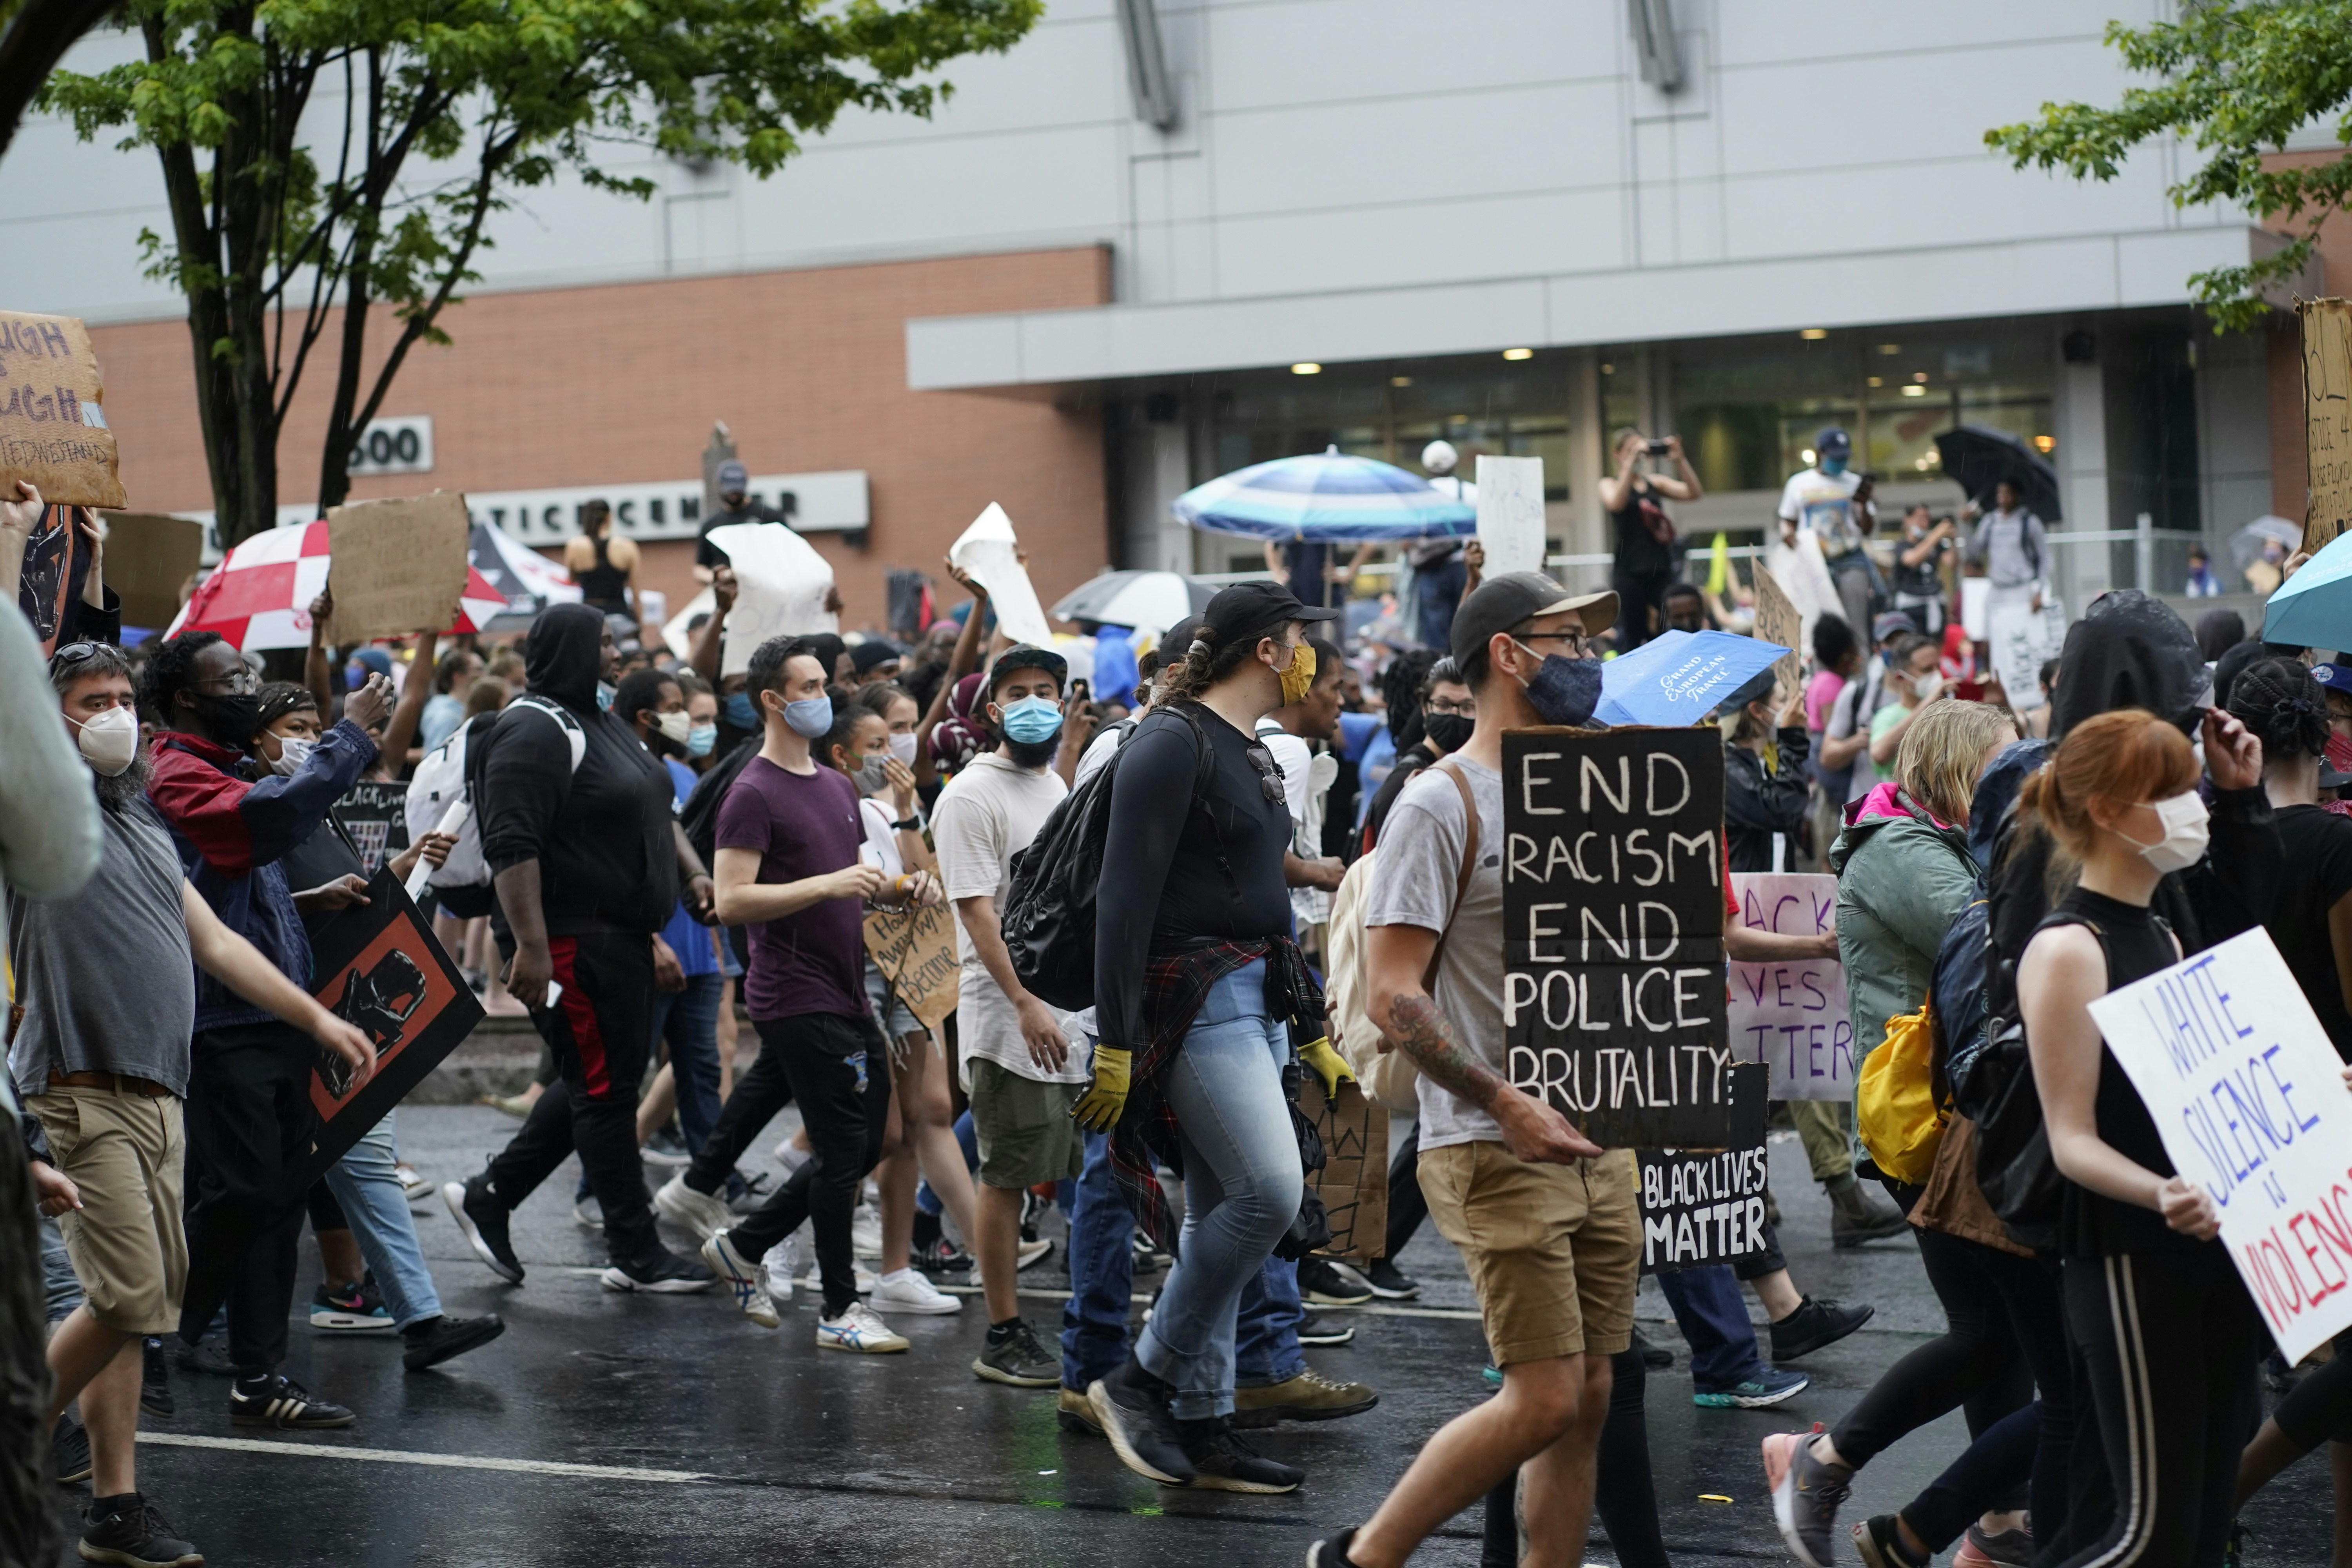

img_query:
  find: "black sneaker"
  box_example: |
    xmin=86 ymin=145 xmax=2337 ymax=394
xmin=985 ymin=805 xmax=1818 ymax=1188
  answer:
xmin=1853 ymin=1513 xmax=1929 ymax=1568
xmin=1296 ymin=1315 xmax=1356 ymax=1347
xmin=1307 ymin=1527 xmax=1367 ymax=1568
xmin=911 ymin=1237 xmax=974 ymax=1278
xmin=230 ymin=1373 xmax=356 ymax=1429
xmin=973 ymin=1318 xmax=1060 ymax=1387
xmin=79 ymin=1492 xmax=201 ymax=1567
xmin=401 ymin=1314 xmax=507 ymax=1372
xmin=54 ymin=1411 xmax=91 ymax=1483
xmin=1363 ymin=1258 xmax=1420 ymax=1299
xmin=599 ymin=1249 xmax=715 ymax=1294
xmin=1088 ymin=1359 xmax=1195 ymax=1486
xmin=1178 ymin=1417 xmax=1304 ymax=1493
xmin=310 ymin=1275 xmax=393 ymax=1331
xmin=140 ymin=1338 xmax=174 ymax=1419
xmin=1770 ymin=1296 xmax=1875 ymax=1362
xmin=1299 ymin=1256 xmax=1374 ymax=1305
xmin=1635 ymin=1328 xmax=1673 ymax=1370
xmin=443 ymin=1176 xmax=524 ymax=1284
xmin=172 ymin=1338 xmax=237 ymax=1377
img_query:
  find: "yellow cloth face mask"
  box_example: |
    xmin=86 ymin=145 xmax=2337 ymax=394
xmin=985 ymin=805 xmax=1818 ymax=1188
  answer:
xmin=1276 ymin=642 xmax=1317 ymax=706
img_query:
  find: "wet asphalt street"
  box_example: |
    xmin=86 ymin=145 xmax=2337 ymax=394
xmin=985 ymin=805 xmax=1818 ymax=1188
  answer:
xmin=51 ymin=1110 xmax=2339 ymax=1568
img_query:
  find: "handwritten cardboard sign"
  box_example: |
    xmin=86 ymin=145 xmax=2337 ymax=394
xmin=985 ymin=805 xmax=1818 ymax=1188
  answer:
xmin=2085 ymin=927 xmax=2352 ymax=1363
xmin=950 ymin=503 xmax=1055 ymax=649
xmin=710 ymin=519 xmax=838 ymax=677
xmin=2305 ymin=298 xmax=2352 ymax=555
xmin=1728 ymin=873 xmax=1853 ymax=1101
xmin=323 ymin=492 xmax=470 ymax=644
xmin=1637 ymin=1063 xmax=1770 ymax=1272
xmin=863 ymin=903 xmax=960 ymax=1036
xmin=0 ymin=312 xmax=124 ymax=509
xmin=1292 ymin=1077 xmax=1389 ymax=1262
xmin=1987 ymin=597 xmax=2064 ymax=715
xmin=1475 ymin=455 xmax=1547 ymax=578
xmin=98 ymin=512 xmax=205 ymax=630
xmin=1502 ymin=727 xmax=1733 ymax=1147
xmin=1750 ymin=563 xmax=1803 ymax=697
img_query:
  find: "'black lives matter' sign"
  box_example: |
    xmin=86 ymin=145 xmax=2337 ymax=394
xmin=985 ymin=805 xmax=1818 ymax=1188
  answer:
xmin=1638 ymin=1062 xmax=1771 ymax=1273
xmin=1503 ymin=727 xmax=1731 ymax=1147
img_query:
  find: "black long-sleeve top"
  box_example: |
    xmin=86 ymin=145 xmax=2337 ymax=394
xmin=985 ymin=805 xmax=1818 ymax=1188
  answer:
xmin=1095 ymin=704 xmax=1296 ymax=1049
xmin=1724 ymin=726 xmax=1813 ymax=874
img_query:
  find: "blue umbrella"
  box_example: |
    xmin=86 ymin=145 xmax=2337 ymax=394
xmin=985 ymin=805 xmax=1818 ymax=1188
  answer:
xmin=2259 ymin=528 xmax=2352 ymax=650
xmin=1174 ymin=446 xmax=1476 ymax=542
xmin=1595 ymin=630 xmax=1789 ymax=728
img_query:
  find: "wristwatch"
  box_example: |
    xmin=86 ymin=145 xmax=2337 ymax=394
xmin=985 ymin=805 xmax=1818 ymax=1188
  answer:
xmin=893 ymin=816 xmax=922 ymax=831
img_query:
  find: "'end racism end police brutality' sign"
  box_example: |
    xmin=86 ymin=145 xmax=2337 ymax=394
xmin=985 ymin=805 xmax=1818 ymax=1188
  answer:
xmin=1502 ymin=728 xmax=1733 ymax=1147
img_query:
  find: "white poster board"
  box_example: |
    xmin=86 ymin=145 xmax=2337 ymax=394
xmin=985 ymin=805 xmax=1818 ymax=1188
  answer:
xmin=1475 ymin=456 xmax=1546 ymax=579
xmin=1987 ymin=596 xmax=2065 ymax=713
xmin=1960 ymin=577 xmax=1991 ymax=641
xmin=707 ymin=521 xmax=837 ymax=677
xmin=1728 ymin=873 xmax=1855 ymax=1101
xmin=2085 ymin=927 xmax=2352 ymax=1364
xmin=1761 ymin=528 xmax=1843 ymax=628
xmin=949 ymin=503 xmax=1055 ymax=649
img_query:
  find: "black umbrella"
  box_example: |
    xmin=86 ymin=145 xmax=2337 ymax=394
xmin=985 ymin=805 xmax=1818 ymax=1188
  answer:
xmin=1933 ymin=426 xmax=2062 ymax=522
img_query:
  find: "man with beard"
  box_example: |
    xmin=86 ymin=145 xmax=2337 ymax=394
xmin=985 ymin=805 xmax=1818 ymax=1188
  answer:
xmin=445 ymin=605 xmax=716 ymax=1295
xmin=933 ymin=646 xmax=1083 ymax=1387
xmin=138 ymin=630 xmax=390 ymax=1427
xmin=15 ymin=640 xmax=375 ymax=1563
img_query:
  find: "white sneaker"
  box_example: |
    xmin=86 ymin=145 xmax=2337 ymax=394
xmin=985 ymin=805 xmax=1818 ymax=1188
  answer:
xmin=653 ymin=1173 xmax=732 ymax=1241
xmin=761 ymin=1234 xmax=803 ymax=1304
xmin=851 ymin=1204 xmax=884 ymax=1258
xmin=870 ymin=1267 xmax=964 ymax=1315
xmin=773 ymin=1138 xmax=811 ymax=1173
xmin=1018 ymin=1237 xmax=1055 ymax=1271
xmin=396 ymin=1164 xmax=432 ymax=1202
xmin=573 ymin=1197 xmax=603 ymax=1229
xmin=700 ymin=1232 xmax=781 ymax=1330
xmin=817 ymin=1301 xmax=909 ymax=1354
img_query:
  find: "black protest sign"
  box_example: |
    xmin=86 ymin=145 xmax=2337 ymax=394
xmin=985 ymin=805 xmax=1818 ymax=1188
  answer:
xmin=332 ymin=779 xmax=412 ymax=876
xmin=1637 ymin=1062 xmax=1771 ymax=1273
xmin=298 ymin=867 xmax=483 ymax=1184
xmin=1502 ymin=726 xmax=1731 ymax=1147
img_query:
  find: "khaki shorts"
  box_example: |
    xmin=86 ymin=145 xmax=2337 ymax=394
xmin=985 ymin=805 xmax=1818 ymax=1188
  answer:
xmin=968 ymin=1059 xmax=1084 ymax=1190
xmin=1419 ymin=1141 xmax=1640 ymax=1366
xmin=29 ymin=1085 xmax=188 ymax=1336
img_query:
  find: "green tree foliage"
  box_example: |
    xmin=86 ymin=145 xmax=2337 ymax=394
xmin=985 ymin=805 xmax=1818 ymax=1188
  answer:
xmin=42 ymin=0 xmax=1041 ymax=544
xmin=1988 ymin=1 xmax=2352 ymax=333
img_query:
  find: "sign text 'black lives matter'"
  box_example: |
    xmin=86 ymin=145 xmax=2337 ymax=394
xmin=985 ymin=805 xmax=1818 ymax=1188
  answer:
xmin=1503 ymin=727 xmax=1732 ymax=1147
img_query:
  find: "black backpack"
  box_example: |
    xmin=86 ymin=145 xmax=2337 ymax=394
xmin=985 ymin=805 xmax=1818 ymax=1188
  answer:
xmin=1002 ymin=706 xmax=1225 ymax=1012
xmin=679 ymin=734 xmax=760 ymax=871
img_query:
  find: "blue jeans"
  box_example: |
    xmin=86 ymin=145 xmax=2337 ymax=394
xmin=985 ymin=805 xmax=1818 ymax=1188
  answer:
xmin=1414 ymin=555 xmax=1468 ymax=650
xmin=323 ymin=1112 xmax=443 ymax=1331
xmin=1133 ymin=961 xmax=1303 ymax=1420
xmin=42 ymin=1214 xmax=82 ymax=1323
xmin=1236 ymin=1256 xmax=1306 ymax=1389
xmin=650 ymin=971 xmax=724 ymax=1154
xmin=1657 ymin=1263 xmax=1764 ymax=1392
xmin=1062 ymin=1128 xmax=1134 ymax=1391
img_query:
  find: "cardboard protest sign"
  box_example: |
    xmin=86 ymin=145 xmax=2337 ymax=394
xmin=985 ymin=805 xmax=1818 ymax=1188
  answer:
xmin=1475 ymin=456 xmax=1547 ymax=578
xmin=1502 ymin=727 xmax=1734 ymax=1147
xmin=950 ymin=503 xmax=1055 ymax=649
xmin=1292 ymin=1076 xmax=1389 ymax=1263
xmin=708 ymin=520 xmax=838 ymax=676
xmin=323 ymin=492 xmax=470 ymax=644
xmin=1637 ymin=1062 xmax=1770 ymax=1272
xmin=862 ymin=903 xmax=960 ymax=1036
xmin=299 ymin=868 xmax=483 ymax=1184
xmin=2305 ymin=298 xmax=2352 ymax=555
xmin=2085 ymin=927 xmax=2352 ymax=1364
xmin=1987 ymin=597 xmax=2064 ymax=714
xmin=1728 ymin=873 xmax=1854 ymax=1101
xmin=332 ymin=780 xmax=413 ymax=877
xmin=1595 ymin=628 xmax=1786 ymax=729
xmin=0 ymin=312 xmax=124 ymax=509
xmin=98 ymin=512 xmax=205 ymax=630
xmin=1749 ymin=563 xmax=1803 ymax=697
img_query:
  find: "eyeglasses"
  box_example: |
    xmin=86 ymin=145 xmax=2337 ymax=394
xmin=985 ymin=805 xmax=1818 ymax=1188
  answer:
xmin=1243 ymin=740 xmax=1290 ymax=806
xmin=1426 ymin=696 xmax=1477 ymax=717
xmin=193 ymin=669 xmax=260 ymax=695
xmin=1516 ymin=630 xmax=1593 ymax=658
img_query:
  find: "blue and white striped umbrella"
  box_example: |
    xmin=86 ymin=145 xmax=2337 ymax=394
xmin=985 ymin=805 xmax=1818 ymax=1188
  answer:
xmin=1173 ymin=446 xmax=1476 ymax=543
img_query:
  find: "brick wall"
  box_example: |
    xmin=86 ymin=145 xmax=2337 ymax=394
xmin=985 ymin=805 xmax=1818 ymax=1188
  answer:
xmin=86 ymin=246 xmax=1113 ymax=639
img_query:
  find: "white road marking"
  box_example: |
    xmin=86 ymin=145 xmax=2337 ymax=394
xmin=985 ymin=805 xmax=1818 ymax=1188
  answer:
xmin=137 ymin=1431 xmax=710 ymax=1485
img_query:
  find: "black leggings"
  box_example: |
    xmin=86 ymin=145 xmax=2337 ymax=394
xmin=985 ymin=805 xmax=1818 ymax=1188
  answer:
xmin=2054 ymin=1248 xmax=2262 ymax=1568
xmin=1829 ymin=1186 xmax=2034 ymax=1467
xmin=1612 ymin=568 xmax=1675 ymax=652
xmin=1481 ymin=1346 xmax=1665 ymax=1568
xmin=2272 ymin=1331 xmax=2352 ymax=1451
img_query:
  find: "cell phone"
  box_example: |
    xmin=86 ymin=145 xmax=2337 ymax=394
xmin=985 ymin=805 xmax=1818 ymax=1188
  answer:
xmin=1071 ymin=679 xmax=1090 ymax=703
xmin=1645 ymin=438 xmax=1672 ymax=456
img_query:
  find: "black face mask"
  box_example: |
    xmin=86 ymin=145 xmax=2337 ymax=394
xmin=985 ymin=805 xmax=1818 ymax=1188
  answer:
xmin=1423 ymin=711 xmax=1474 ymax=753
xmin=188 ymin=690 xmax=262 ymax=746
xmin=1521 ymin=652 xmax=1602 ymax=728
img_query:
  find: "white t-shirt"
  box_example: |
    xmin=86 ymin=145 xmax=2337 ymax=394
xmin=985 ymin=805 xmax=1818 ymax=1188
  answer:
xmin=932 ymin=752 xmax=1082 ymax=1084
xmin=1776 ymin=467 xmax=1869 ymax=560
xmin=1256 ymin=718 xmax=1334 ymax=927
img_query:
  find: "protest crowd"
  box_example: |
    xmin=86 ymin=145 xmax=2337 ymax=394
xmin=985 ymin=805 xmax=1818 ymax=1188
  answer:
xmin=13 ymin=421 xmax=2352 ymax=1568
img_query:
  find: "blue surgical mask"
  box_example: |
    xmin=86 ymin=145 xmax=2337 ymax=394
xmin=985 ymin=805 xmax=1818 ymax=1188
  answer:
xmin=686 ymin=722 xmax=717 ymax=758
xmin=595 ymin=681 xmax=616 ymax=713
xmin=1820 ymin=454 xmax=1848 ymax=476
xmin=1001 ymin=696 xmax=1063 ymax=745
xmin=724 ymin=692 xmax=758 ymax=730
xmin=784 ymin=696 xmax=834 ymax=739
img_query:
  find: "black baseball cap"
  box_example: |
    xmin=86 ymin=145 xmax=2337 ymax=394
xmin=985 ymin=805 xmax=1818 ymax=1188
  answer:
xmin=987 ymin=644 xmax=1068 ymax=698
xmin=849 ymin=639 xmax=902 ymax=677
xmin=1201 ymin=580 xmax=1339 ymax=650
xmin=1450 ymin=571 xmax=1617 ymax=666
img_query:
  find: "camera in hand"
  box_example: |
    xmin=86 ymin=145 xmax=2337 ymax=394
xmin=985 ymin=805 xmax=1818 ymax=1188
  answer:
xmin=1644 ymin=438 xmax=1672 ymax=456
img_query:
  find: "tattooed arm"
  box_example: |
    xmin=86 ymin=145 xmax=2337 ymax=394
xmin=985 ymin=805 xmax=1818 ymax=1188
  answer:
xmin=1365 ymin=923 xmax=1601 ymax=1164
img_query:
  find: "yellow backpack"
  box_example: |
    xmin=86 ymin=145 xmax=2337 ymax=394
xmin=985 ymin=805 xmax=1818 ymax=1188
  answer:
xmin=1857 ymin=999 xmax=1948 ymax=1185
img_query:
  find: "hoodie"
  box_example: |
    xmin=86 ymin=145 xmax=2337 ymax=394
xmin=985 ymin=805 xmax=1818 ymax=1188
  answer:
xmin=475 ymin=603 xmax=678 ymax=936
xmin=1828 ymin=782 xmax=1978 ymax=1069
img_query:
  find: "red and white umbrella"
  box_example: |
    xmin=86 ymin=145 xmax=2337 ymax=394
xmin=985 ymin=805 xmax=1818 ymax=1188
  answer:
xmin=169 ymin=520 xmax=508 ymax=649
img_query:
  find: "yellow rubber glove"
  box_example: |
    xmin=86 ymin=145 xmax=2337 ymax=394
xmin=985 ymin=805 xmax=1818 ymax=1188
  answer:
xmin=1071 ymin=1045 xmax=1132 ymax=1131
xmin=1298 ymin=1036 xmax=1355 ymax=1107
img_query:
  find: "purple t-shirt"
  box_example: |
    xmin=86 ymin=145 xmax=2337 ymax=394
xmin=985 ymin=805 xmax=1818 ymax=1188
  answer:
xmin=715 ymin=756 xmax=868 ymax=1023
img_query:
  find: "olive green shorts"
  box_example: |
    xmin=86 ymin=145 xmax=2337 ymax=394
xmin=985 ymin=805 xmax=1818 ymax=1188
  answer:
xmin=967 ymin=1059 xmax=1084 ymax=1190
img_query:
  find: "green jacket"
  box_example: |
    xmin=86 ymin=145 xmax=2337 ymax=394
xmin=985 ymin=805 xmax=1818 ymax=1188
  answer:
xmin=1827 ymin=786 xmax=1980 ymax=1068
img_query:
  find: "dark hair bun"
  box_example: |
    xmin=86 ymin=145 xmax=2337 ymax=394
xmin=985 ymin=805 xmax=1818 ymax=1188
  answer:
xmin=2225 ymin=656 xmax=2329 ymax=763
